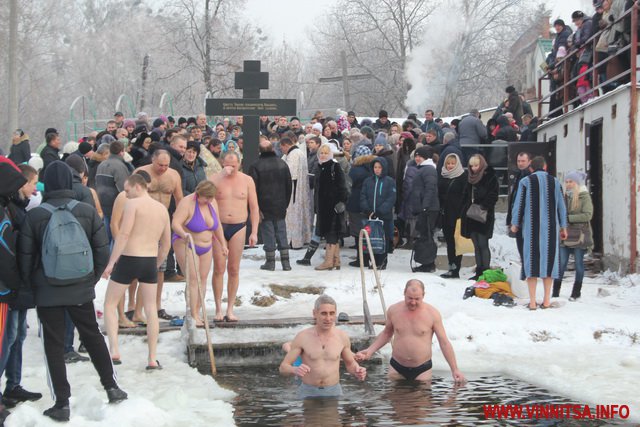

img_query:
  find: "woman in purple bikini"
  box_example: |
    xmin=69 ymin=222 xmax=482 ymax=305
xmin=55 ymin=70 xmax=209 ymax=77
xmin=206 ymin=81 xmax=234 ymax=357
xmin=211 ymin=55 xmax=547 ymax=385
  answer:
xmin=172 ymin=181 xmax=228 ymax=327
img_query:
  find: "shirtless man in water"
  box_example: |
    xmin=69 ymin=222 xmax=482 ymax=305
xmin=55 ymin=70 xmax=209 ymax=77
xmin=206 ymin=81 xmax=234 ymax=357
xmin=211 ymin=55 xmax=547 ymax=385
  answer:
xmin=102 ymin=174 xmax=171 ymax=369
xmin=356 ymin=279 xmax=465 ymax=383
xmin=209 ymin=151 xmax=259 ymax=321
xmin=280 ymin=295 xmax=367 ymax=399
xmin=134 ymin=150 xmax=183 ymax=320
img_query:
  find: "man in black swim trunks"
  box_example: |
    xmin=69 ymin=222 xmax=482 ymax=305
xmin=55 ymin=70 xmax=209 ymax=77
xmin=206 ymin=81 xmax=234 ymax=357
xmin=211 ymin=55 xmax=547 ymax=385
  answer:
xmin=102 ymin=174 xmax=171 ymax=370
xmin=356 ymin=279 xmax=466 ymax=383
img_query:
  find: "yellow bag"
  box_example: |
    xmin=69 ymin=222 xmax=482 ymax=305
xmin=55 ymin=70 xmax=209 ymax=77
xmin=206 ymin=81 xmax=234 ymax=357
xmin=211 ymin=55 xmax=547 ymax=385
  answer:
xmin=454 ymin=219 xmax=474 ymax=256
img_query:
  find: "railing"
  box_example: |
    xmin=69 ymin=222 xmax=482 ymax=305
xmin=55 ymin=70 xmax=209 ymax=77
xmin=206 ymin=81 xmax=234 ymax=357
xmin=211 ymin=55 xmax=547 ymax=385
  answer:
xmin=357 ymin=228 xmax=387 ymax=337
xmin=538 ymin=3 xmax=638 ymax=119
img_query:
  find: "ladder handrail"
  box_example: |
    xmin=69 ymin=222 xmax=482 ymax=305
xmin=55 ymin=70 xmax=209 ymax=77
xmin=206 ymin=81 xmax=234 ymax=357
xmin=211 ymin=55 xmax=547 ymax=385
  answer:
xmin=184 ymin=233 xmax=217 ymax=375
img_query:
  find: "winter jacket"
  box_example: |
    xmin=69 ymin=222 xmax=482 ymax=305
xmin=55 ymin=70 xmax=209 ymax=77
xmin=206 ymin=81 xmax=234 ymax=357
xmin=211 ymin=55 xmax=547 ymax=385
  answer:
xmin=71 ymin=170 xmax=96 ymax=207
xmin=375 ymin=149 xmax=396 ymax=180
xmin=560 ymin=189 xmax=594 ymax=250
xmin=399 ymin=159 xmax=418 ymax=220
xmin=130 ymin=146 xmax=148 ymax=168
xmin=96 ymin=154 xmax=130 ymax=217
xmin=438 ymin=171 xmax=468 ymax=229
xmin=494 ymin=116 xmax=518 ymax=142
xmin=314 ymin=160 xmax=348 ymax=238
xmin=520 ymin=117 xmax=539 ymax=142
xmin=18 ymin=189 xmax=109 ymax=307
xmin=461 ymin=166 xmax=499 ymax=238
xmin=547 ymin=25 xmax=573 ymax=67
xmin=39 ymin=145 xmax=60 ymax=180
xmin=360 ymin=158 xmax=396 ymax=220
xmin=411 ymin=160 xmax=440 ymax=215
xmin=506 ymin=92 xmax=524 ymax=125
xmin=372 ymin=119 xmax=391 ymax=133
xmin=347 ymin=155 xmax=375 ymax=213
xmin=420 ymin=120 xmax=443 ymax=141
xmin=247 ymin=151 xmax=292 ymax=221
xmin=9 ymin=135 xmax=31 ymax=165
xmin=181 ymin=157 xmax=207 ymax=196
xmin=458 ymin=115 xmax=487 ymax=146
xmin=507 ymin=168 xmax=531 ymax=225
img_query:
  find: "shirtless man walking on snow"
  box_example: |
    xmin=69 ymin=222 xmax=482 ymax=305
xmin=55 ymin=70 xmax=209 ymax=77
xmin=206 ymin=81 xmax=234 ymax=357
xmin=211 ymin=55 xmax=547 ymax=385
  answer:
xmin=102 ymin=174 xmax=171 ymax=369
xmin=356 ymin=279 xmax=465 ymax=383
xmin=134 ymin=150 xmax=183 ymax=320
xmin=280 ymin=295 xmax=367 ymax=398
xmin=209 ymin=151 xmax=259 ymax=321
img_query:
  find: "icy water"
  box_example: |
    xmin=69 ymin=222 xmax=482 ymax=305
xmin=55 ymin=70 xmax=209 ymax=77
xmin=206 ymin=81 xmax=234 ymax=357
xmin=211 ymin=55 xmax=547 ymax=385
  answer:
xmin=215 ymin=365 xmax=627 ymax=426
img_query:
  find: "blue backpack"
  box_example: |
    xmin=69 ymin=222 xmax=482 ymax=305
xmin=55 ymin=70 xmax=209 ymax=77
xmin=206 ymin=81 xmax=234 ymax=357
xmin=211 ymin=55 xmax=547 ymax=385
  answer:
xmin=40 ymin=200 xmax=94 ymax=285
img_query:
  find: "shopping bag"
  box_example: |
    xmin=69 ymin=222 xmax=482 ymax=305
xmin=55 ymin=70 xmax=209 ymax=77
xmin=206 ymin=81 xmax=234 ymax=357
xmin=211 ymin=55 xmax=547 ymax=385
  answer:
xmin=362 ymin=218 xmax=386 ymax=255
xmin=454 ymin=218 xmax=474 ymax=256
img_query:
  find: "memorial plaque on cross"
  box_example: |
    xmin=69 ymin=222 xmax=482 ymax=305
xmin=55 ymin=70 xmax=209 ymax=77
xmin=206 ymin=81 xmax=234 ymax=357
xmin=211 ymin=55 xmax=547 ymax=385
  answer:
xmin=206 ymin=60 xmax=297 ymax=170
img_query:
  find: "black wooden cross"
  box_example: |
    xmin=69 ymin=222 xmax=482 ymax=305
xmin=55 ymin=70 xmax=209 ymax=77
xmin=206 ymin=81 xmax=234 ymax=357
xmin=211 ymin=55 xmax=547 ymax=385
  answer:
xmin=206 ymin=60 xmax=297 ymax=169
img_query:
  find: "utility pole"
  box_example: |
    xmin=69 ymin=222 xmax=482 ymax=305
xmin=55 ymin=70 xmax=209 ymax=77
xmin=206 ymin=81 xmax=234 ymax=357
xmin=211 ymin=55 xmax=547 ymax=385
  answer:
xmin=8 ymin=0 xmax=19 ymax=144
xmin=139 ymin=54 xmax=150 ymax=112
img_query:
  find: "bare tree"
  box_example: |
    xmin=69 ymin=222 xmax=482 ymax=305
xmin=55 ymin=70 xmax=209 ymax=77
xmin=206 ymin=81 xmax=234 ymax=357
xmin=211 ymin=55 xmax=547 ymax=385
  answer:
xmin=311 ymin=0 xmax=437 ymax=116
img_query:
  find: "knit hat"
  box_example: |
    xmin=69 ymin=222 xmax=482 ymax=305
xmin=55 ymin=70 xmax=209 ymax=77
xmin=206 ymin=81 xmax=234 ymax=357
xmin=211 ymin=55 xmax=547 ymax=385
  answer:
xmin=43 ymin=161 xmax=73 ymax=191
xmin=360 ymin=126 xmax=374 ymax=141
xmin=374 ymin=133 xmax=388 ymax=148
xmin=565 ymin=170 xmax=586 ymax=186
xmin=78 ymin=141 xmax=93 ymax=155
xmin=123 ymin=119 xmax=136 ymax=129
xmin=65 ymin=154 xmax=87 ymax=175
xmin=353 ymin=144 xmax=372 ymax=160
xmin=28 ymin=156 xmax=43 ymax=172
xmin=153 ymin=118 xmax=165 ymax=128
xmin=0 ymin=156 xmax=26 ymax=197
xmin=400 ymin=131 xmax=413 ymax=139
xmin=312 ymin=123 xmax=323 ymax=132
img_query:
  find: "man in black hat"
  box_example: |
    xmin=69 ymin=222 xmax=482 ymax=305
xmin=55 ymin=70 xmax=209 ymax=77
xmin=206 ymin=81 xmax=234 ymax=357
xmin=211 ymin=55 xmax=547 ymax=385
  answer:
xmin=18 ymin=161 xmax=127 ymax=422
xmin=113 ymin=112 xmax=124 ymax=128
xmin=372 ymin=110 xmax=392 ymax=133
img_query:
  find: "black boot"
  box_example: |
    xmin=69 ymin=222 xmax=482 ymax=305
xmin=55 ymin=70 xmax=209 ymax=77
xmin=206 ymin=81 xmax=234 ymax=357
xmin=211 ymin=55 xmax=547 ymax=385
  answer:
xmin=349 ymin=255 xmax=369 ymax=268
xmin=569 ymin=281 xmax=582 ymax=301
xmin=552 ymin=279 xmax=562 ymax=298
xmin=260 ymin=251 xmax=276 ymax=271
xmin=106 ymin=387 xmax=128 ymax=404
xmin=280 ymin=249 xmax=292 ymax=271
xmin=373 ymin=253 xmax=387 ymax=270
xmin=441 ymin=263 xmax=460 ymax=278
xmin=44 ymin=402 xmax=70 ymax=422
xmin=296 ymin=241 xmax=319 ymax=266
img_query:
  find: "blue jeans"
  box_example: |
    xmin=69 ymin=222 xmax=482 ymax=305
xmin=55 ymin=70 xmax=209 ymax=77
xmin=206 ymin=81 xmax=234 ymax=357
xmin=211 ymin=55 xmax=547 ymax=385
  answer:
xmin=559 ymin=246 xmax=585 ymax=284
xmin=0 ymin=307 xmax=28 ymax=391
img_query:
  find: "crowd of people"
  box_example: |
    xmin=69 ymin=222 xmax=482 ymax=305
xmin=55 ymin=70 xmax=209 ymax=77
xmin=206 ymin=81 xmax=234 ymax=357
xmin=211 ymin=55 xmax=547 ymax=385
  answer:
xmin=0 ymin=94 xmax=597 ymax=421
xmin=544 ymin=1 xmax=640 ymax=116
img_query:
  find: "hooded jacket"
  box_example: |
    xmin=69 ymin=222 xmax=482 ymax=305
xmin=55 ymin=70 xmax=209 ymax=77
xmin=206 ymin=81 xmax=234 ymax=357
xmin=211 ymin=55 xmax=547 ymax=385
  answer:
xmin=9 ymin=134 xmax=31 ymax=165
xmin=411 ymin=159 xmax=440 ymax=215
xmin=360 ymin=158 xmax=396 ymax=220
xmin=347 ymin=154 xmax=376 ymax=213
xmin=18 ymin=161 xmax=109 ymax=307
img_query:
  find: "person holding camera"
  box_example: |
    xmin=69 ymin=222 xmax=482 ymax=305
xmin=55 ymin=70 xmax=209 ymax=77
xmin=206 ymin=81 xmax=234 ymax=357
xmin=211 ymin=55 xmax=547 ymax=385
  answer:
xmin=313 ymin=144 xmax=349 ymax=271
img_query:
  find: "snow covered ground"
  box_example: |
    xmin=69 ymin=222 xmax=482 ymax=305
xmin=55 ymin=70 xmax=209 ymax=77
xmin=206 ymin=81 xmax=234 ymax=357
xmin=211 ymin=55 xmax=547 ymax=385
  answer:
xmin=7 ymin=213 xmax=640 ymax=425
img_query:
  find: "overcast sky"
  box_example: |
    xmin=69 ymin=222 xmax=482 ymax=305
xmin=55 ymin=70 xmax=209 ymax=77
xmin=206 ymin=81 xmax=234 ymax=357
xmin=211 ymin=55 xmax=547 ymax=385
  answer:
xmin=243 ymin=0 xmax=595 ymax=42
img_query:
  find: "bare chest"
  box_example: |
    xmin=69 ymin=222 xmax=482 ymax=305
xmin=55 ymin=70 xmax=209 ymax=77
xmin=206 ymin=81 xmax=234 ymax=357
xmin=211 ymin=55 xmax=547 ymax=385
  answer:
xmin=392 ymin=313 xmax=434 ymax=338
xmin=148 ymin=174 xmax=176 ymax=195
xmin=215 ymin=178 xmax=247 ymax=202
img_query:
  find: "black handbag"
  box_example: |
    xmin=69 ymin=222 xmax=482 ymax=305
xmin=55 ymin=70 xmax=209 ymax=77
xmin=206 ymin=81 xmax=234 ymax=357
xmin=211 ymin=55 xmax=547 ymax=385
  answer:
xmin=466 ymin=188 xmax=488 ymax=223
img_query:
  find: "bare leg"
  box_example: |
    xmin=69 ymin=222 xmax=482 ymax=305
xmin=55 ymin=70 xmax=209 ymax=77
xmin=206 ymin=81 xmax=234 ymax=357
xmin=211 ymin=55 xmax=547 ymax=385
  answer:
xmin=104 ymin=280 xmax=129 ymax=361
xmin=527 ymin=277 xmax=538 ymax=309
xmin=117 ymin=293 xmax=135 ymax=328
xmin=127 ymin=280 xmax=138 ymax=311
xmin=542 ymin=277 xmax=552 ymax=307
xmin=174 ymin=241 xmax=206 ymax=325
xmin=132 ymin=284 xmax=146 ymax=323
xmin=156 ymin=271 xmax=164 ymax=311
xmin=212 ymin=238 xmax=227 ymax=321
xmin=138 ymin=281 xmax=160 ymax=367
xmin=225 ymin=228 xmax=246 ymax=321
xmin=197 ymin=249 xmax=213 ymax=323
